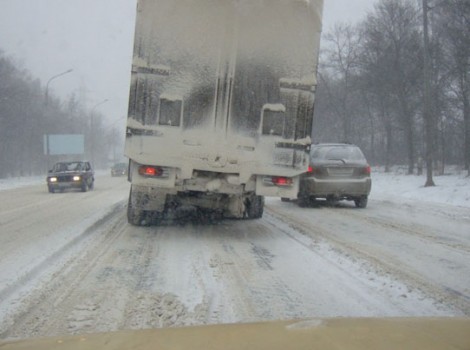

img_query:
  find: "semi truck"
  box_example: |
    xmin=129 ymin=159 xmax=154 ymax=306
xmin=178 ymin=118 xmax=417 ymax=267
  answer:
xmin=125 ymin=0 xmax=324 ymax=225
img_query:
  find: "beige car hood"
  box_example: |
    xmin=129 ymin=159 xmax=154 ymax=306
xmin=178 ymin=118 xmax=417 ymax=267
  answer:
xmin=2 ymin=318 xmax=470 ymax=350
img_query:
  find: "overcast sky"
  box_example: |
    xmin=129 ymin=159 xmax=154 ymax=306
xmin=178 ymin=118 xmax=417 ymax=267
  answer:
xmin=0 ymin=0 xmax=376 ymax=125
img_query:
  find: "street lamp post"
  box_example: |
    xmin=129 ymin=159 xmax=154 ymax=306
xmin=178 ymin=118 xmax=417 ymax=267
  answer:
xmin=43 ymin=68 xmax=73 ymax=172
xmin=90 ymin=99 xmax=109 ymax=167
xmin=44 ymin=69 xmax=73 ymax=106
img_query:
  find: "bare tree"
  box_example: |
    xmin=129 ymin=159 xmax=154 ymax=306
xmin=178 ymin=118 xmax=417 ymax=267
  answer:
xmin=437 ymin=0 xmax=470 ymax=176
xmin=320 ymin=23 xmax=363 ymax=143
xmin=422 ymin=0 xmax=436 ymax=185
xmin=362 ymin=0 xmax=423 ymax=174
xmin=313 ymin=0 xmax=468 ymax=182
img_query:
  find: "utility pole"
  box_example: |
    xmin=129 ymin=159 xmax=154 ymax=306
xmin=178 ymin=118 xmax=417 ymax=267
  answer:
xmin=422 ymin=0 xmax=435 ymax=186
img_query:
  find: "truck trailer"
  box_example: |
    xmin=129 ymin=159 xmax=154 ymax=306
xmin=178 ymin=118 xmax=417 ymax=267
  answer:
xmin=125 ymin=0 xmax=323 ymax=225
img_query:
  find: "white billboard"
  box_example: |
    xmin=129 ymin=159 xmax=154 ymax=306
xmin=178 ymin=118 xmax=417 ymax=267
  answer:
xmin=43 ymin=134 xmax=85 ymax=155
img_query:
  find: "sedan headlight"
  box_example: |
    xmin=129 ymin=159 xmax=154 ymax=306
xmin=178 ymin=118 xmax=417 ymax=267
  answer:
xmin=73 ymin=175 xmax=81 ymax=181
xmin=49 ymin=177 xmax=58 ymax=183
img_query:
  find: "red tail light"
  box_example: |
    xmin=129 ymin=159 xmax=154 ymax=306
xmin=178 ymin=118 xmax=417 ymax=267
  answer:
xmin=263 ymin=175 xmax=294 ymax=187
xmin=364 ymin=165 xmax=371 ymax=175
xmin=138 ymin=165 xmax=169 ymax=178
xmin=307 ymin=166 xmax=314 ymax=173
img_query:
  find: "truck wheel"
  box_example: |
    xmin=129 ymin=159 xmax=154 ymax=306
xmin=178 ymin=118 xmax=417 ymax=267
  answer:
xmin=48 ymin=186 xmax=55 ymax=193
xmin=354 ymin=195 xmax=368 ymax=208
xmin=81 ymin=182 xmax=88 ymax=192
xmin=127 ymin=188 xmax=149 ymax=226
xmin=246 ymin=195 xmax=264 ymax=219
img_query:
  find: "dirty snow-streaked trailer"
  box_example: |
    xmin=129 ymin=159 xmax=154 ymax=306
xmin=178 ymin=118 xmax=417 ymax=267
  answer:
xmin=125 ymin=0 xmax=323 ymax=223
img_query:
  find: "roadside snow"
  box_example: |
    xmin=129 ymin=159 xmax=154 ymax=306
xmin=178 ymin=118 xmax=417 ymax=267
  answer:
xmin=371 ymin=167 xmax=470 ymax=208
xmin=0 ymin=176 xmax=44 ymax=191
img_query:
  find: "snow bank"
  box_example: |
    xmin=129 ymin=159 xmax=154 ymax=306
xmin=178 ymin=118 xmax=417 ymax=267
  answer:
xmin=0 ymin=176 xmax=44 ymax=191
xmin=371 ymin=167 xmax=470 ymax=208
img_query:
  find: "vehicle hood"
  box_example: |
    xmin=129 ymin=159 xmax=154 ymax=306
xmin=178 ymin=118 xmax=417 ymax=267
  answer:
xmin=1 ymin=317 xmax=469 ymax=350
xmin=47 ymin=170 xmax=90 ymax=177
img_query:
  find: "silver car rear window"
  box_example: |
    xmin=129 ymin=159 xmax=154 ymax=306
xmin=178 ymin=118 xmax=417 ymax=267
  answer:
xmin=311 ymin=146 xmax=366 ymax=162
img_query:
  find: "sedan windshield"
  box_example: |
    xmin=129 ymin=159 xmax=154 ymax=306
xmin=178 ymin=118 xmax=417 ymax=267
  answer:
xmin=53 ymin=162 xmax=83 ymax=172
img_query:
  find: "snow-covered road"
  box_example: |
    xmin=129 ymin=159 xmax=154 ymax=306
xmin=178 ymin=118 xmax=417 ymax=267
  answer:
xmin=0 ymin=172 xmax=469 ymax=340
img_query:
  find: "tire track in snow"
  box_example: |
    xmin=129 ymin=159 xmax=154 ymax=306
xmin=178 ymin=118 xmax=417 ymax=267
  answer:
xmin=2 ymin=203 xmax=465 ymax=341
xmin=197 ymin=220 xmax=427 ymax=322
xmin=0 ymin=202 xmax=126 ymax=306
xmin=334 ymin=206 xmax=470 ymax=254
xmin=119 ymin=227 xmax=204 ymax=330
xmin=265 ymin=204 xmax=469 ymax=316
xmin=201 ymin=222 xmax=311 ymax=323
xmin=0 ymin=206 xmax=128 ymax=339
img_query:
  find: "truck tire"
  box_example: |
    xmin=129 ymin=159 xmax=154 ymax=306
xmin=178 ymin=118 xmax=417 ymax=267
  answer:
xmin=246 ymin=195 xmax=264 ymax=219
xmin=127 ymin=187 xmax=149 ymax=226
xmin=81 ymin=182 xmax=88 ymax=192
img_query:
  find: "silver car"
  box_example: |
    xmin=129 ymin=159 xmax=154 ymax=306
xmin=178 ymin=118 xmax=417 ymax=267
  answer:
xmin=296 ymin=143 xmax=371 ymax=208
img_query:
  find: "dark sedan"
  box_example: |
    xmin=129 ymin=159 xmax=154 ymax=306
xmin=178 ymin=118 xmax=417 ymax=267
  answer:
xmin=111 ymin=162 xmax=128 ymax=177
xmin=46 ymin=161 xmax=94 ymax=193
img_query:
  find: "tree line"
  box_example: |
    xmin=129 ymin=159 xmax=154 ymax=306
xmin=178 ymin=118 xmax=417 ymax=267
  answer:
xmin=0 ymin=52 xmax=121 ymax=178
xmin=313 ymin=0 xmax=469 ymax=179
